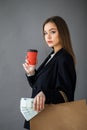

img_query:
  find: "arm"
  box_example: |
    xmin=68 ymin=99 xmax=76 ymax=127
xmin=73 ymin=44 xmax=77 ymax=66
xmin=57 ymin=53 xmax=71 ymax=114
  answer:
xmin=26 ymin=71 xmax=36 ymax=87
xmin=23 ymin=62 xmax=36 ymax=87
xmin=35 ymin=55 xmax=76 ymax=104
xmin=33 ymin=54 xmax=76 ymax=111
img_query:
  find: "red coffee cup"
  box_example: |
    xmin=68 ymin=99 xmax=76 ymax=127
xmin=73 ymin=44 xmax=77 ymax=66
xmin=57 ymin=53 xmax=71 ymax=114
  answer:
xmin=26 ymin=49 xmax=38 ymax=65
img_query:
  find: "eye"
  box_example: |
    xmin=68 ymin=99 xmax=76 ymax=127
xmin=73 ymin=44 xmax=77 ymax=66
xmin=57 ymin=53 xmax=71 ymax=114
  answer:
xmin=51 ymin=31 xmax=56 ymax=34
xmin=43 ymin=32 xmax=47 ymax=35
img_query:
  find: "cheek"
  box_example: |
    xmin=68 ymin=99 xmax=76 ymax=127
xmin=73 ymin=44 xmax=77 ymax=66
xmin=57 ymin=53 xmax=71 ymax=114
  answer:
xmin=55 ymin=35 xmax=60 ymax=42
xmin=44 ymin=36 xmax=47 ymax=42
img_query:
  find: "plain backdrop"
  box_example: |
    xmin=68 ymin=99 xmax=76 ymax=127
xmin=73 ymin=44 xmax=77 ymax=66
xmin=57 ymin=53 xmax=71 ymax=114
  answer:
xmin=0 ymin=0 xmax=87 ymax=130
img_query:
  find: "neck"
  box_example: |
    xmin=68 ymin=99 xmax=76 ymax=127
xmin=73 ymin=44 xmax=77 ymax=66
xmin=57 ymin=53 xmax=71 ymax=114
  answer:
xmin=54 ymin=45 xmax=63 ymax=53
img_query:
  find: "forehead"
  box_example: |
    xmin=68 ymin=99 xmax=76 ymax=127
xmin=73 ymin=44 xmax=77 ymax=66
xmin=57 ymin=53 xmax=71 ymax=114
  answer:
xmin=44 ymin=22 xmax=57 ymax=31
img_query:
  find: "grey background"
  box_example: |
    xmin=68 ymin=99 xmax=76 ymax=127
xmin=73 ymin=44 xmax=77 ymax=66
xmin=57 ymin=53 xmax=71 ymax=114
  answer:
xmin=0 ymin=0 xmax=87 ymax=130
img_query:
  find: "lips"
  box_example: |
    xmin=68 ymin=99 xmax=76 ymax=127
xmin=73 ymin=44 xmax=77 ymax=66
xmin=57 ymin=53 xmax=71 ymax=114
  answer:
xmin=47 ymin=41 xmax=53 ymax=43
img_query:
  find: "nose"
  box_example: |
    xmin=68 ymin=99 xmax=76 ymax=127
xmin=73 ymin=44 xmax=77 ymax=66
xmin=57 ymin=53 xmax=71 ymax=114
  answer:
xmin=46 ymin=33 xmax=51 ymax=39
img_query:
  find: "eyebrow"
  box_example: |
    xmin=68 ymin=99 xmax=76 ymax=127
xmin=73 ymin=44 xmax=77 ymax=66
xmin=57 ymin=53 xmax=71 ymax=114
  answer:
xmin=49 ymin=28 xmax=57 ymax=31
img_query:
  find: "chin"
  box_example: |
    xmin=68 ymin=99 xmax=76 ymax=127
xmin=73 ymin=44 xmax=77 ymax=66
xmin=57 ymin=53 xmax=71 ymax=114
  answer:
xmin=48 ymin=44 xmax=54 ymax=48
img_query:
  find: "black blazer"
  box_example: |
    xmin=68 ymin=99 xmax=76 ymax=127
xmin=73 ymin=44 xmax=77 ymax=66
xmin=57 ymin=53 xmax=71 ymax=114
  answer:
xmin=24 ymin=48 xmax=76 ymax=129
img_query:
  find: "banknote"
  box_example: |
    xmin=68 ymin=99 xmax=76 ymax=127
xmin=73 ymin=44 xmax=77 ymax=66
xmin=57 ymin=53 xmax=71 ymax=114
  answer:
xmin=20 ymin=98 xmax=39 ymax=121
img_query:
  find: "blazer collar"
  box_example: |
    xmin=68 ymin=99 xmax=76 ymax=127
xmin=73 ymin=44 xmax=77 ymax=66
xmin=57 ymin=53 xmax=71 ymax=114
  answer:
xmin=36 ymin=48 xmax=64 ymax=78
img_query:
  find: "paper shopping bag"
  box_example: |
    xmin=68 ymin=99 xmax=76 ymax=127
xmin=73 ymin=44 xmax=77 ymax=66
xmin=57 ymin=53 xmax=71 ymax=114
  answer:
xmin=30 ymin=99 xmax=87 ymax=130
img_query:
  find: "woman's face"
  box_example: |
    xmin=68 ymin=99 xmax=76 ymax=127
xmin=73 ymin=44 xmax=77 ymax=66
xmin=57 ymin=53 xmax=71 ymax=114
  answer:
xmin=43 ymin=22 xmax=62 ymax=51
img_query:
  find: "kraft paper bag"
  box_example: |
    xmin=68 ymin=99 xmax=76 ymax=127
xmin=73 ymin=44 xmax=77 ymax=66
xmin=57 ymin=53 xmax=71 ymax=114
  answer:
xmin=30 ymin=99 xmax=87 ymax=130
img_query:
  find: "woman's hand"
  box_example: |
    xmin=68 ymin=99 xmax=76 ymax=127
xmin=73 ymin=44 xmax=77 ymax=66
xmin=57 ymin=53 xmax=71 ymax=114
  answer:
xmin=33 ymin=91 xmax=46 ymax=112
xmin=23 ymin=59 xmax=36 ymax=75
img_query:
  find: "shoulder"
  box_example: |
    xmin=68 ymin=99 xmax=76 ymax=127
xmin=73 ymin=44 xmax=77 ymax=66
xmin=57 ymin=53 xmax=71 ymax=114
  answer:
xmin=55 ymin=48 xmax=74 ymax=65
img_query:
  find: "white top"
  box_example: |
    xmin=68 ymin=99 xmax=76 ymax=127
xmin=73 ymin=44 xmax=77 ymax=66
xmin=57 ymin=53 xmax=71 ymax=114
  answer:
xmin=45 ymin=53 xmax=55 ymax=65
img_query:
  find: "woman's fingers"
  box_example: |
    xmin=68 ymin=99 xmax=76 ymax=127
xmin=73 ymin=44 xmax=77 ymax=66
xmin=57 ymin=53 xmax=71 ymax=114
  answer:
xmin=23 ymin=63 xmax=30 ymax=73
xmin=33 ymin=97 xmax=37 ymax=111
xmin=23 ymin=64 xmax=29 ymax=73
xmin=33 ymin=96 xmax=40 ymax=112
xmin=36 ymin=96 xmax=40 ymax=111
xmin=39 ymin=96 xmax=43 ymax=110
xmin=33 ymin=91 xmax=46 ymax=112
xmin=25 ymin=59 xmax=29 ymax=64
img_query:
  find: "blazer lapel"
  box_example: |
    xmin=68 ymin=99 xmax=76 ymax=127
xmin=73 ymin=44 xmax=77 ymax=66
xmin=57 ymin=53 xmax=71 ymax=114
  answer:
xmin=36 ymin=54 xmax=50 ymax=74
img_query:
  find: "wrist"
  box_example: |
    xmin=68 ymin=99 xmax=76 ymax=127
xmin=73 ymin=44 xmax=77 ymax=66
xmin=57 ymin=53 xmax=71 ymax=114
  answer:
xmin=27 ymin=70 xmax=35 ymax=76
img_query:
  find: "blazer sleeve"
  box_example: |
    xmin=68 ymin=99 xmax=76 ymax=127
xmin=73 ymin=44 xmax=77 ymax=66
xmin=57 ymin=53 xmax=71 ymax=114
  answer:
xmin=37 ymin=55 xmax=76 ymax=103
xmin=25 ymin=70 xmax=37 ymax=87
xmin=42 ymin=89 xmax=67 ymax=103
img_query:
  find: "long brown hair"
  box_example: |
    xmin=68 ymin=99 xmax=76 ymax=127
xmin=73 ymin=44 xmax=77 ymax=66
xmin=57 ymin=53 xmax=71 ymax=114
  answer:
xmin=43 ymin=16 xmax=76 ymax=64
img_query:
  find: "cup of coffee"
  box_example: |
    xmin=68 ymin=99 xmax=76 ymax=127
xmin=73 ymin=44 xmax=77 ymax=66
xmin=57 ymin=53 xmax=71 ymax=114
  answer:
xmin=26 ymin=49 xmax=38 ymax=66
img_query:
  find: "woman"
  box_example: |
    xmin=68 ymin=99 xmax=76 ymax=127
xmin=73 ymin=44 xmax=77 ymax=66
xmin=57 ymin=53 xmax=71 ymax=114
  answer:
xmin=23 ymin=16 xmax=76 ymax=130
